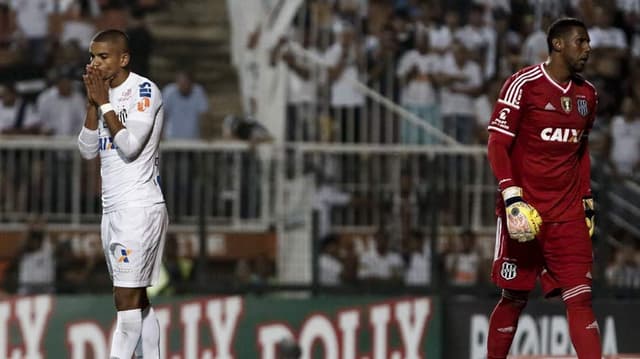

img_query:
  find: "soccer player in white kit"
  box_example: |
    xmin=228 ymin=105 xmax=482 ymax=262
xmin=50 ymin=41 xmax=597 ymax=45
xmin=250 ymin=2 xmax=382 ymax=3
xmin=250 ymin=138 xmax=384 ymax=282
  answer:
xmin=77 ymin=29 xmax=168 ymax=359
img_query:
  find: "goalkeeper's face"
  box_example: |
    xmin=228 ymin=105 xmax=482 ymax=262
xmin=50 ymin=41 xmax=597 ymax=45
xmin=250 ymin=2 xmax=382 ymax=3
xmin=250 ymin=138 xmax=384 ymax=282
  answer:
xmin=562 ymin=26 xmax=591 ymax=73
xmin=88 ymin=40 xmax=130 ymax=82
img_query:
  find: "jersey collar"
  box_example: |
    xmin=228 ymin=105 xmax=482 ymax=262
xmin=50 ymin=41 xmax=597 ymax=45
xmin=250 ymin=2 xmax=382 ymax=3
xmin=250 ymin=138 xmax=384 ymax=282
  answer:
xmin=540 ymin=63 xmax=572 ymax=94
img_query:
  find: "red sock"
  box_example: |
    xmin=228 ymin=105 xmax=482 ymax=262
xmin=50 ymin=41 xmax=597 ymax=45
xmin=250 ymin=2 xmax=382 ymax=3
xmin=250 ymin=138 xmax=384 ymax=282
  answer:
xmin=487 ymin=294 xmax=527 ymax=359
xmin=563 ymin=286 xmax=602 ymax=359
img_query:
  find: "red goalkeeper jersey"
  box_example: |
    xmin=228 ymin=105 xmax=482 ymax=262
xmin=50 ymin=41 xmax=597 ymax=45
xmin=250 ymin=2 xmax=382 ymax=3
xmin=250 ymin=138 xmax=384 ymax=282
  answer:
xmin=487 ymin=63 xmax=597 ymax=222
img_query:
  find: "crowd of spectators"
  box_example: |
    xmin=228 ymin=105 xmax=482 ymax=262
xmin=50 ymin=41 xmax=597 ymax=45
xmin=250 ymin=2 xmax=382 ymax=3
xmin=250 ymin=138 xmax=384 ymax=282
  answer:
xmin=255 ymin=0 xmax=640 ymax=164
xmin=315 ymin=227 xmax=493 ymax=288
xmin=0 ymin=0 xmax=165 ymax=137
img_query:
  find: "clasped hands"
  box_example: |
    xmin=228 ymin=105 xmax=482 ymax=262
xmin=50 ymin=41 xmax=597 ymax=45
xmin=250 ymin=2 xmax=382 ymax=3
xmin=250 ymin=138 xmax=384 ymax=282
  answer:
xmin=83 ymin=65 xmax=110 ymax=107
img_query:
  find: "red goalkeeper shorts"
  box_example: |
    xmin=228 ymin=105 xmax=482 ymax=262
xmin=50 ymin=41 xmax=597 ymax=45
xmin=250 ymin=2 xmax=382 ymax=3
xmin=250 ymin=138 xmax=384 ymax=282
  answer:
xmin=491 ymin=217 xmax=593 ymax=297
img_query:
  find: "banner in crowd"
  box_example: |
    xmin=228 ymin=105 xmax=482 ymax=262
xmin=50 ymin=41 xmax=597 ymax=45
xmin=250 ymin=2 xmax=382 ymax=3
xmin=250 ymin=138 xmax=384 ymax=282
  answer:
xmin=0 ymin=294 xmax=441 ymax=358
xmin=444 ymin=298 xmax=640 ymax=359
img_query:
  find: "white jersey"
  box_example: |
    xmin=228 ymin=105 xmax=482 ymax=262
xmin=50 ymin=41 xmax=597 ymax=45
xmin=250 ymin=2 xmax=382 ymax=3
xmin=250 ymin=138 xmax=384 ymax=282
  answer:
xmin=98 ymin=72 xmax=165 ymax=212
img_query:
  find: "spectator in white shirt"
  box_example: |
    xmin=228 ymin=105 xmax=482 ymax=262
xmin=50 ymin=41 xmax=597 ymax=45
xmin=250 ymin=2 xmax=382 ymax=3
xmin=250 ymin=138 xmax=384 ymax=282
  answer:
xmin=472 ymin=0 xmax=511 ymax=26
xmin=59 ymin=0 xmax=96 ymax=50
xmin=323 ymin=23 xmax=365 ymax=143
xmin=444 ymin=230 xmax=482 ymax=286
xmin=454 ymin=4 xmax=496 ymax=81
xmin=520 ymin=14 xmax=550 ymax=66
xmin=358 ymin=229 xmax=404 ymax=284
xmin=426 ymin=9 xmax=459 ymax=57
xmin=271 ymin=32 xmax=320 ymax=142
xmin=8 ymin=0 xmax=56 ymax=65
xmin=404 ymin=229 xmax=431 ymax=286
xmin=605 ymin=235 xmax=640 ymax=290
xmin=396 ymin=31 xmax=440 ymax=144
xmin=312 ymin=171 xmax=351 ymax=241
xmin=318 ymin=233 xmax=345 ymax=286
xmin=12 ymin=228 xmax=56 ymax=295
xmin=607 ymin=97 xmax=640 ymax=179
xmin=435 ymin=41 xmax=483 ymax=144
xmin=0 ymin=83 xmax=17 ymax=133
xmin=589 ymin=6 xmax=628 ymax=77
xmin=37 ymin=68 xmax=86 ymax=136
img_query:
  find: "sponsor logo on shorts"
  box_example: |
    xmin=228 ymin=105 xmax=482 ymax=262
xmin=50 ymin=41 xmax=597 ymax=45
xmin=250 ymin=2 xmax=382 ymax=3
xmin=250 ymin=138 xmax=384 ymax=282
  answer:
xmin=501 ymin=262 xmax=517 ymax=280
xmin=110 ymin=242 xmax=132 ymax=263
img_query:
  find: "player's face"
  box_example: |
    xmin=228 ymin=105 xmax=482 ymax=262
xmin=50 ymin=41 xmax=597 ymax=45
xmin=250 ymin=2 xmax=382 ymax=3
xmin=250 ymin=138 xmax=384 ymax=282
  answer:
xmin=562 ymin=27 xmax=591 ymax=73
xmin=88 ymin=40 xmax=129 ymax=81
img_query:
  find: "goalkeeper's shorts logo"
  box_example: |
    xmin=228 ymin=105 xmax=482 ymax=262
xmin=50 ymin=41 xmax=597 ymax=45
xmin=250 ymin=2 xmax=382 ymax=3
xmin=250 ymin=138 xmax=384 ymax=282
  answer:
xmin=501 ymin=262 xmax=517 ymax=280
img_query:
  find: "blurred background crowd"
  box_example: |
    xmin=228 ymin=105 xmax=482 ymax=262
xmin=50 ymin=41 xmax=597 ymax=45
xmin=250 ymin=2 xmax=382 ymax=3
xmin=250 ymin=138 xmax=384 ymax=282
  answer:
xmin=0 ymin=0 xmax=639 ymax=298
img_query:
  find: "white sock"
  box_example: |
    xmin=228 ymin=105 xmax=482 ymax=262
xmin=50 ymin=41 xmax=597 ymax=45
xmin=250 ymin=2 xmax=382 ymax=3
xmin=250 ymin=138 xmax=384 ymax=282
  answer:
xmin=134 ymin=307 xmax=161 ymax=358
xmin=110 ymin=309 xmax=142 ymax=359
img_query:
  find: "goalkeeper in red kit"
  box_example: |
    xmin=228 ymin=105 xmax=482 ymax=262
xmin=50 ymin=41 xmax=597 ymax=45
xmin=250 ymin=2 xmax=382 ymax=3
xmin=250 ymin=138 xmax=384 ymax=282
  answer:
xmin=486 ymin=18 xmax=600 ymax=359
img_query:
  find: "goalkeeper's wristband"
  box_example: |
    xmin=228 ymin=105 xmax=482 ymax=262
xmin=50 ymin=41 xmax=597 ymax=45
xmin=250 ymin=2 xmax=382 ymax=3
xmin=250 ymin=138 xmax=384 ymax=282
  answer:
xmin=502 ymin=186 xmax=524 ymax=206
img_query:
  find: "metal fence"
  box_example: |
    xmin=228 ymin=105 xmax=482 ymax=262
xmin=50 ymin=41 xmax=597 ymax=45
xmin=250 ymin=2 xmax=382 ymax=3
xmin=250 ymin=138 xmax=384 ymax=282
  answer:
xmin=0 ymin=137 xmax=496 ymax=233
xmin=3 ymin=137 xmax=638 ymax=236
xmin=0 ymin=138 xmax=273 ymax=229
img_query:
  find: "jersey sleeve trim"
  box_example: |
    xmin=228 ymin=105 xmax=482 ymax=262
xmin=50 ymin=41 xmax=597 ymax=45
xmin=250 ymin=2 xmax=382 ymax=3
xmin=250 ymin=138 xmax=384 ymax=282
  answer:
xmin=501 ymin=67 xmax=542 ymax=107
xmin=488 ymin=125 xmax=515 ymax=137
xmin=497 ymin=98 xmax=520 ymax=110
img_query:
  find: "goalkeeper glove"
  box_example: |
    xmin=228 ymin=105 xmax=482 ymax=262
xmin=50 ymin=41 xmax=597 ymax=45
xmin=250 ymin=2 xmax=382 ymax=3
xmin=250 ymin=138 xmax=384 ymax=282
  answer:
xmin=583 ymin=196 xmax=595 ymax=238
xmin=502 ymin=186 xmax=542 ymax=242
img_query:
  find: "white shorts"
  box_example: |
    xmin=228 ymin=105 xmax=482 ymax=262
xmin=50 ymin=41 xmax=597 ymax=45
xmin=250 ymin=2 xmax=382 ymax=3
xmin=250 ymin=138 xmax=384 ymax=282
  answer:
xmin=101 ymin=203 xmax=169 ymax=288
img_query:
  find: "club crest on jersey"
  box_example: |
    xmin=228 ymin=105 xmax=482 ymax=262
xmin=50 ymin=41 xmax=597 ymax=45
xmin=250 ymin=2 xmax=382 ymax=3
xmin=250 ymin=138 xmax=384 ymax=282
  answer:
xmin=577 ymin=98 xmax=589 ymax=117
xmin=561 ymin=96 xmax=571 ymax=113
xmin=501 ymin=262 xmax=517 ymax=280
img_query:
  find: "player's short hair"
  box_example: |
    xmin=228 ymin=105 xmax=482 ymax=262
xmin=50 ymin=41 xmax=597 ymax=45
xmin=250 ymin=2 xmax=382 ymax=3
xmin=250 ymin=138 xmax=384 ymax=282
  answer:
xmin=91 ymin=29 xmax=130 ymax=53
xmin=546 ymin=17 xmax=587 ymax=53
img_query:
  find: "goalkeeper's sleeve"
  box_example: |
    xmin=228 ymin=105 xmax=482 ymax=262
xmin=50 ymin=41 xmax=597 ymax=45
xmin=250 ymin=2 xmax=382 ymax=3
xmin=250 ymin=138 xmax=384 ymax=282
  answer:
xmin=488 ymin=132 xmax=516 ymax=191
xmin=502 ymin=186 xmax=542 ymax=242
